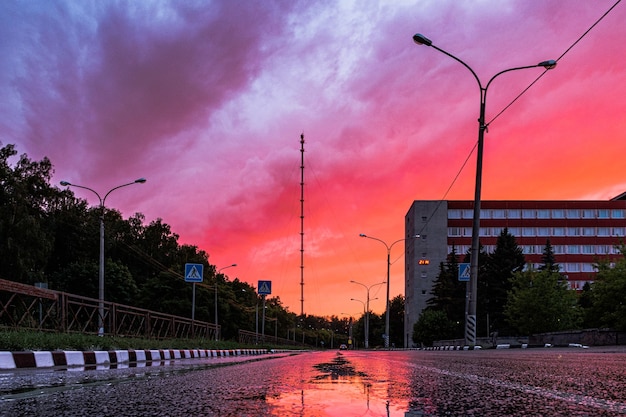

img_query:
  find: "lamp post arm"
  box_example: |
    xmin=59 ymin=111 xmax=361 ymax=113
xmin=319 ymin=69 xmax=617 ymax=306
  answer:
xmin=63 ymin=184 xmax=103 ymax=207
xmin=103 ymin=178 xmax=146 ymax=206
xmin=428 ymin=44 xmax=482 ymax=91
xmin=359 ymin=234 xmax=390 ymax=251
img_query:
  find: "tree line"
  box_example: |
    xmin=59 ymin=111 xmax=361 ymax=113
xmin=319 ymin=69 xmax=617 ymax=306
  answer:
xmin=413 ymin=227 xmax=626 ymax=346
xmin=1 ymin=144 xmax=405 ymax=346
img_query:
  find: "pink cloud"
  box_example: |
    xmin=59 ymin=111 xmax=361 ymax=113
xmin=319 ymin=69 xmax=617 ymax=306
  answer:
xmin=2 ymin=0 xmax=625 ymax=316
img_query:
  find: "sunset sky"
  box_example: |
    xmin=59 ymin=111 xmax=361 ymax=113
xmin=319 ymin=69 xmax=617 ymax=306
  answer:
xmin=2 ymin=1 xmax=625 ymax=318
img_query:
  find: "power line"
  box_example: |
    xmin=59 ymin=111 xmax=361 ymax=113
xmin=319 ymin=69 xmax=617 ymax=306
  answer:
xmin=414 ymin=0 xmax=622 ymax=239
xmin=487 ymin=0 xmax=622 ymax=127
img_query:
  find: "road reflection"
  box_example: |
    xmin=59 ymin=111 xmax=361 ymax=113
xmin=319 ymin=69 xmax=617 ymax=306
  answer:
xmin=266 ymin=351 xmax=411 ymax=416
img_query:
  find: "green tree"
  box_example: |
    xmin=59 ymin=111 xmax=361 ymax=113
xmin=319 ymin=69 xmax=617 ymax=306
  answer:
xmin=481 ymin=228 xmax=525 ymax=335
xmin=412 ymin=310 xmax=456 ymax=347
xmin=585 ymin=248 xmax=626 ymax=331
xmin=504 ymin=268 xmax=581 ymax=335
xmin=388 ymin=294 xmax=405 ymax=347
xmin=539 ymin=239 xmax=560 ymax=273
xmin=138 ymin=271 xmax=191 ymax=318
xmin=427 ymin=246 xmax=465 ymax=337
xmin=0 ymin=144 xmax=57 ymax=283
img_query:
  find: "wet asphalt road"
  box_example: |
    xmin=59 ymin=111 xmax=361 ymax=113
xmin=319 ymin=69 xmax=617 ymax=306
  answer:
xmin=1 ymin=347 xmax=625 ymax=416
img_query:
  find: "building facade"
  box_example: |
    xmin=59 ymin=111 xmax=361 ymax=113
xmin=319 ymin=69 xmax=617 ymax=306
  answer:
xmin=404 ymin=196 xmax=626 ymax=347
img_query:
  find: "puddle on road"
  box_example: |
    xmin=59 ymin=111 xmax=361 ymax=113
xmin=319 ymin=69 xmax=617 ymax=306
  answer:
xmin=266 ymin=352 xmax=411 ymax=417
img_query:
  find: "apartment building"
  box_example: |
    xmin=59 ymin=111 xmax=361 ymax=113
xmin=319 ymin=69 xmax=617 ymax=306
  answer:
xmin=404 ymin=196 xmax=626 ymax=346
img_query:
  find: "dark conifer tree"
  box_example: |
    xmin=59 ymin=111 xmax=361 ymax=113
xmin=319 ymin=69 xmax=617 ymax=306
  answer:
xmin=427 ymin=245 xmax=465 ymax=337
xmin=481 ymin=227 xmax=525 ymax=335
xmin=539 ymin=239 xmax=560 ymax=273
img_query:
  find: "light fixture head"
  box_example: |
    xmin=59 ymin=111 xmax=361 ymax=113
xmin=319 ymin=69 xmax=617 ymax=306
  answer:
xmin=413 ymin=33 xmax=432 ymax=46
xmin=359 ymin=233 xmax=367 ymax=237
xmin=135 ymin=178 xmax=147 ymax=184
xmin=60 ymin=181 xmax=71 ymax=186
xmin=538 ymin=60 xmax=557 ymax=70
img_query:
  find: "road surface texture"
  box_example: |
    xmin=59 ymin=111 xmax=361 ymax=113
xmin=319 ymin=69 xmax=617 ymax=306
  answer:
xmin=1 ymin=347 xmax=625 ymax=416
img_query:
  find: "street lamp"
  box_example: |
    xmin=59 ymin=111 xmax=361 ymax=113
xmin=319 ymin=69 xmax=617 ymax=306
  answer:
xmin=215 ymin=263 xmax=237 ymax=341
xmin=350 ymin=279 xmax=384 ymax=349
xmin=359 ymin=233 xmax=419 ymax=348
xmin=60 ymin=178 xmax=146 ymax=336
xmin=350 ymin=298 xmax=366 ymax=348
xmin=413 ymin=32 xmax=556 ymax=346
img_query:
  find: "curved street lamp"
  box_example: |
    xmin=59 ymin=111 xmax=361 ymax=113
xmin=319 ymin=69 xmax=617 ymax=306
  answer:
xmin=215 ymin=263 xmax=237 ymax=341
xmin=350 ymin=298 xmax=367 ymax=349
xmin=350 ymin=279 xmax=384 ymax=349
xmin=359 ymin=233 xmax=420 ymax=348
xmin=60 ymin=178 xmax=146 ymax=336
xmin=413 ymin=32 xmax=556 ymax=346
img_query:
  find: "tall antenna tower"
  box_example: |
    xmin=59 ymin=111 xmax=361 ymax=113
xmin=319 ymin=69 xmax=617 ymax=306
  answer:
xmin=299 ymin=133 xmax=305 ymax=317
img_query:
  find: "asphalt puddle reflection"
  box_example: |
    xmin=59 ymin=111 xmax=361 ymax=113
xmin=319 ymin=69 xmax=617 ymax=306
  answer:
xmin=266 ymin=352 xmax=409 ymax=416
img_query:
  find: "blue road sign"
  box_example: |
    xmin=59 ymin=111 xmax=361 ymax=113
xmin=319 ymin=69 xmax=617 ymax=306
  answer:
xmin=185 ymin=263 xmax=204 ymax=283
xmin=258 ymin=280 xmax=272 ymax=295
xmin=458 ymin=263 xmax=470 ymax=282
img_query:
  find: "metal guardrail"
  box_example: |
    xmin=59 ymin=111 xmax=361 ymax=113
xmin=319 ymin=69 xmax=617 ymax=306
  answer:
xmin=238 ymin=329 xmax=305 ymax=347
xmin=0 ymin=278 xmax=218 ymax=340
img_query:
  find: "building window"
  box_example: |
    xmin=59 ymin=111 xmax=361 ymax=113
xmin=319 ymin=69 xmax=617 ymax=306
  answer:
xmin=522 ymin=209 xmax=535 ymax=219
xmin=553 ymin=245 xmax=565 ymax=254
xmin=582 ymin=227 xmax=595 ymax=236
xmin=480 ymin=227 xmax=491 ymax=237
xmin=597 ymin=227 xmax=610 ymax=236
xmin=522 ymin=227 xmax=534 ymax=237
xmin=553 ymin=227 xmax=565 ymax=236
xmin=480 ymin=209 xmax=491 ymax=219
xmin=463 ymin=227 xmax=472 ymax=236
xmin=598 ymin=209 xmax=610 ymax=218
xmin=567 ymin=227 xmax=580 ymax=236
xmin=566 ymin=209 xmax=580 ymax=219
xmin=597 ymin=245 xmax=611 ymax=255
xmin=566 ymin=263 xmax=581 ymax=272
xmin=551 ymin=209 xmax=565 ymax=219
xmin=582 ymin=209 xmax=595 ymax=219
xmin=522 ymin=245 xmax=533 ymax=254
xmin=448 ymin=227 xmax=462 ymax=237
xmin=448 ymin=209 xmax=461 ymax=219
xmin=582 ymin=264 xmax=596 ymax=273
xmin=507 ymin=209 xmax=521 ymax=219
xmin=537 ymin=209 xmax=550 ymax=219
xmin=582 ymin=245 xmax=595 ymax=254
xmin=537 ymin=227 xmax=550 ymax=236
xmin=508 ymin=227 xmax=521 ymax=236
xmin=567 ymin=245 xmax=580 ymax=254
xmin=462 ymin=209 xmax=473 ymax=219
xmin=492 ymin=209 xmax=505 ymax=219
xmin=613 ymin=227 xmax=625 ymax=237
xmin=612 ymin=209 xmax=625 ymax=219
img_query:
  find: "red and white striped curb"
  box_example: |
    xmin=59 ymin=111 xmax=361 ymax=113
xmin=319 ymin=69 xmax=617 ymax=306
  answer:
xmin=0 ymin=348 xmax=284 ymax=370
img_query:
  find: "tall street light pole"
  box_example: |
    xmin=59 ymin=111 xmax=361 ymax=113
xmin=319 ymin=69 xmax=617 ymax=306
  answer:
xmin=350 ymin=280 xmax=384 ymax=349
xmin=360 ymin=234 xmax=419 ymax=348
xmin=413 ymin=33 xmax=556 ymax=346
xmin=60 ymin=178 xmax=146 ymax=336
xmin=350 ymin=298 xmax=366 ymax=348
xmin=215 ymin=263 xmax=237 ymax=341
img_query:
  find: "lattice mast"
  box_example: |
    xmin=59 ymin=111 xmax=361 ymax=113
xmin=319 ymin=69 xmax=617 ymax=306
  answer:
xmin=299 ymin=134 xmax=305 ymax=317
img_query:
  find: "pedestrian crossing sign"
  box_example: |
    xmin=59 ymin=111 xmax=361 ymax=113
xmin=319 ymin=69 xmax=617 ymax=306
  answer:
xmin=458 ymin=263 xmax=470 ymax=282
xmin=258 ymin=280 xmax=272 ymax=295
xmin=185 ymin=263 xmax=204 ymax=283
